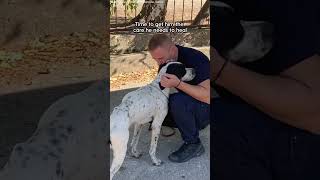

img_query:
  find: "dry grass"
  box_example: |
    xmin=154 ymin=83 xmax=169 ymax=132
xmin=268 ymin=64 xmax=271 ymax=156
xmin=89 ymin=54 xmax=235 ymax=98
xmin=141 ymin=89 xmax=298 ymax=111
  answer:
xmin=110 ymin=67 xmax=157 ymax=91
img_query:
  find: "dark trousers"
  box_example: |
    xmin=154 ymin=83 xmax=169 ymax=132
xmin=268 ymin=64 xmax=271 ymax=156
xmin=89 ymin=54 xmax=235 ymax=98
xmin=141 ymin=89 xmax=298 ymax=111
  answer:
xmin=212 ymin=97 xmax=320 ymax=180
xmin=168 ymin=92 xmax=210 ymax=143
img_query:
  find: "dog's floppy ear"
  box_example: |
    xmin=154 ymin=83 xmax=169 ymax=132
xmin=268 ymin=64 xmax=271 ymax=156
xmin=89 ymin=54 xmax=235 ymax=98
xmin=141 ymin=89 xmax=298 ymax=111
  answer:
xmin=158 ymin=63 xmax=167 ymax=90
xmin=166 ymin=63 xmax=186 ymax=79
xmin=158 ymin=63 xmax=167 ymax=73
xmin=211 ymin=5 xmax=244 ymax=57
xmin=159 ymin=83 xmax=165 ymax=90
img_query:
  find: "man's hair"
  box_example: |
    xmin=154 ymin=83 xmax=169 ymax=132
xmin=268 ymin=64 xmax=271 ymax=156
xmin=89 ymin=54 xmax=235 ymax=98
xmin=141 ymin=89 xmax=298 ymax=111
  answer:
xmin=148 ymin=34 xmax=172 ymax=51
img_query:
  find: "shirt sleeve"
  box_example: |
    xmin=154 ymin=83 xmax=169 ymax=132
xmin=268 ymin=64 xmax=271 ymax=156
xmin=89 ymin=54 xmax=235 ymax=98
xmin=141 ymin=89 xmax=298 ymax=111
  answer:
xmin=191 ymin=50 xmax=210 ymax=84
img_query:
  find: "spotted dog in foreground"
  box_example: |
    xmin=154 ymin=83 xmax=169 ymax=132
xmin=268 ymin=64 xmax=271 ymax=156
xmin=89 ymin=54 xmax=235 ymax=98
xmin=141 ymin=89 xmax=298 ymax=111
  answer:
xmin=110 ymin=62 xmax=195 ymax=180
xmin=0 ymin=80 xmax=108 ymax=180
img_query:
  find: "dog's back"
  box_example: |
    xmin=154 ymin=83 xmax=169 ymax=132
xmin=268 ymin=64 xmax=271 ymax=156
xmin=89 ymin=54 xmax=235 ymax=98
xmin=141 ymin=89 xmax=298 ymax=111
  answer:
xmin=114 ymin=85 xmax=167 ymax=126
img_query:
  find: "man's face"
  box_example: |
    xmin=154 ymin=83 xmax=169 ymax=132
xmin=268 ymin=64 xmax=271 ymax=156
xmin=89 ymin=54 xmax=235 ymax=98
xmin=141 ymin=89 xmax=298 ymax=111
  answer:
xmin=150 ymin=45 xmax=172 ymax=65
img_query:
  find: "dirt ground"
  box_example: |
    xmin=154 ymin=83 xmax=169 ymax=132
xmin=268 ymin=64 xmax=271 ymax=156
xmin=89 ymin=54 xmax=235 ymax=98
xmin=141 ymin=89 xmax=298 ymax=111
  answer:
xmin=0 ymin=31 xmax=108 ymax=95
xmin=110 ymin=66 xmax=158 ymax=91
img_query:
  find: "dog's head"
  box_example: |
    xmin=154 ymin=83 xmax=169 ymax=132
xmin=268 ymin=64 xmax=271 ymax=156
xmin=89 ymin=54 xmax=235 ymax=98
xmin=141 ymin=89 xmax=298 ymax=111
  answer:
xmin=211 ymin=1 xmax=274 ymax=63
xmin=157 ymin=61 xmax=196 ymax=90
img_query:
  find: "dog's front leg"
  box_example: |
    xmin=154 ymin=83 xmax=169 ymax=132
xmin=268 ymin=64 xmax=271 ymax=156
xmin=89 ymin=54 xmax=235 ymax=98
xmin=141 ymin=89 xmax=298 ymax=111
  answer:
xmin=149 ymin=119 xmax=163 ymax=166
xmin=130 ymin=123 xmax=143 ymax=158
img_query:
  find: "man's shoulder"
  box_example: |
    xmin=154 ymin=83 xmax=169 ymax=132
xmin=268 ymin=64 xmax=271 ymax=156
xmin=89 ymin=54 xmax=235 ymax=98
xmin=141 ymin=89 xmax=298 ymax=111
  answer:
xmin=176 ymin=45 xmax=202 ymax=54
xmin=176 ymin=45 xmax=209 ymax=60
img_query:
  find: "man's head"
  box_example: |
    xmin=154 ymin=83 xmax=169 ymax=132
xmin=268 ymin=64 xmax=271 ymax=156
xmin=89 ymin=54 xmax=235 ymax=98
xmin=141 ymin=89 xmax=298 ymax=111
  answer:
xmin=148 ymin=34 xmax=177 ymax=65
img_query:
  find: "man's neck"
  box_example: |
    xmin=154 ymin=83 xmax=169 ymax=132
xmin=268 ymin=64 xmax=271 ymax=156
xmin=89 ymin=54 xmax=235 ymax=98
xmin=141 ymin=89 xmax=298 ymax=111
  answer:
xmin=172 ymin=45 xmax=179 ymax=61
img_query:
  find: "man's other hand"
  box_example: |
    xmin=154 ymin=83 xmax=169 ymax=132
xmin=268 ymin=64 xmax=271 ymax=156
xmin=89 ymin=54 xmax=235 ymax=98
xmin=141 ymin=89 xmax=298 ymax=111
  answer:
xmin=161 ymin=73 xmax=181 ymax=88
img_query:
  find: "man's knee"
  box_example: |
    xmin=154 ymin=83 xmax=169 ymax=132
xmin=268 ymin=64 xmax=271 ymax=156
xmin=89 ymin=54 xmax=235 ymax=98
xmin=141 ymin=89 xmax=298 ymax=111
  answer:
xmin=169 ymin=93 xmax=193 ymax=112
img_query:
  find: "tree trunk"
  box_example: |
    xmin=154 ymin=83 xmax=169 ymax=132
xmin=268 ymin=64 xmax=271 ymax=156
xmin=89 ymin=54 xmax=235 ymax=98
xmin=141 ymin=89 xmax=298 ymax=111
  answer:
xmin=191 ymin=0 xmax=209 ymax=25
xmin=111 ymin=0 xmax=168 ymax=28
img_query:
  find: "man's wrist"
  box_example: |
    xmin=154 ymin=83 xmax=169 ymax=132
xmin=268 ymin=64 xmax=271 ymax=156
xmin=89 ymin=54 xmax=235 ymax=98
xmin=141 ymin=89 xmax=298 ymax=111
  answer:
xmin=212 ymin=57 xmax=226 ymax=81
xmin=176 ymin=79 xmax=182 ymax=88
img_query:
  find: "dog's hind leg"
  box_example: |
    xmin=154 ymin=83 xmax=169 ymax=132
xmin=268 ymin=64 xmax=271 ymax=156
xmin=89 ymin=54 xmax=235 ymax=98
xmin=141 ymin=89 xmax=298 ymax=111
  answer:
xmin=130 ymin=123 xmax=143 ymax=158
xmin=110 ymin=131 xmax=129 ymax=180
xmin=149 ymin=115 xmax=166 ymax=166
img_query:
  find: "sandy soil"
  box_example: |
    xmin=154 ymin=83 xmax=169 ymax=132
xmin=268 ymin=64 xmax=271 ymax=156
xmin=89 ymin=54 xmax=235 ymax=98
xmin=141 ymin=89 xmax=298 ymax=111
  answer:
xmin=0 ymin=31 xmax=108 ymax=95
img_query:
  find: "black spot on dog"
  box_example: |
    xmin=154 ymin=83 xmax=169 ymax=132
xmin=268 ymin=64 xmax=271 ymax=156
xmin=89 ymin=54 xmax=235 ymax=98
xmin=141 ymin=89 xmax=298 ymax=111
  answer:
xmin=166 ymin=63 xmax=186 ymax=79
xmin=56 ymin=109 xmax=67 ymax=117
xmin=158 ymin=63 xmax=167 ymax=73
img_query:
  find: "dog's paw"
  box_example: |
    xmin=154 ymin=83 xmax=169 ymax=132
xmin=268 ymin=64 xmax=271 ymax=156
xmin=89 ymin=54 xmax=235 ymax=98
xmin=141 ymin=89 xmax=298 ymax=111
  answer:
xmin=152 ymin=160 xmax=163 ymax=166
xmin=131 ymin=152 xmax=142 ymax=158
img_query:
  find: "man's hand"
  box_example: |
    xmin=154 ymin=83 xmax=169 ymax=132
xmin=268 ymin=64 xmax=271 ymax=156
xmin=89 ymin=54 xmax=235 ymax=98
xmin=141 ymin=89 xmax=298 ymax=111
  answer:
xmin=161 ymin=73 xmax=181 ymax=88
xmin=161 ymin=73 xmax=210 ymax=104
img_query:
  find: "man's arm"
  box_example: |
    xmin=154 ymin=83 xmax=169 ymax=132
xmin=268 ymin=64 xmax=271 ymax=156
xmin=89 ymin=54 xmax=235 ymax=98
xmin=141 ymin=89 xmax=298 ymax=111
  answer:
xmin=212 ymin=48 xmax=320 ymax=134
xmin=161 ymin=74 xmax=210 ymax=104
xmin=177 ymin=79 xmax=210 ymax=104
